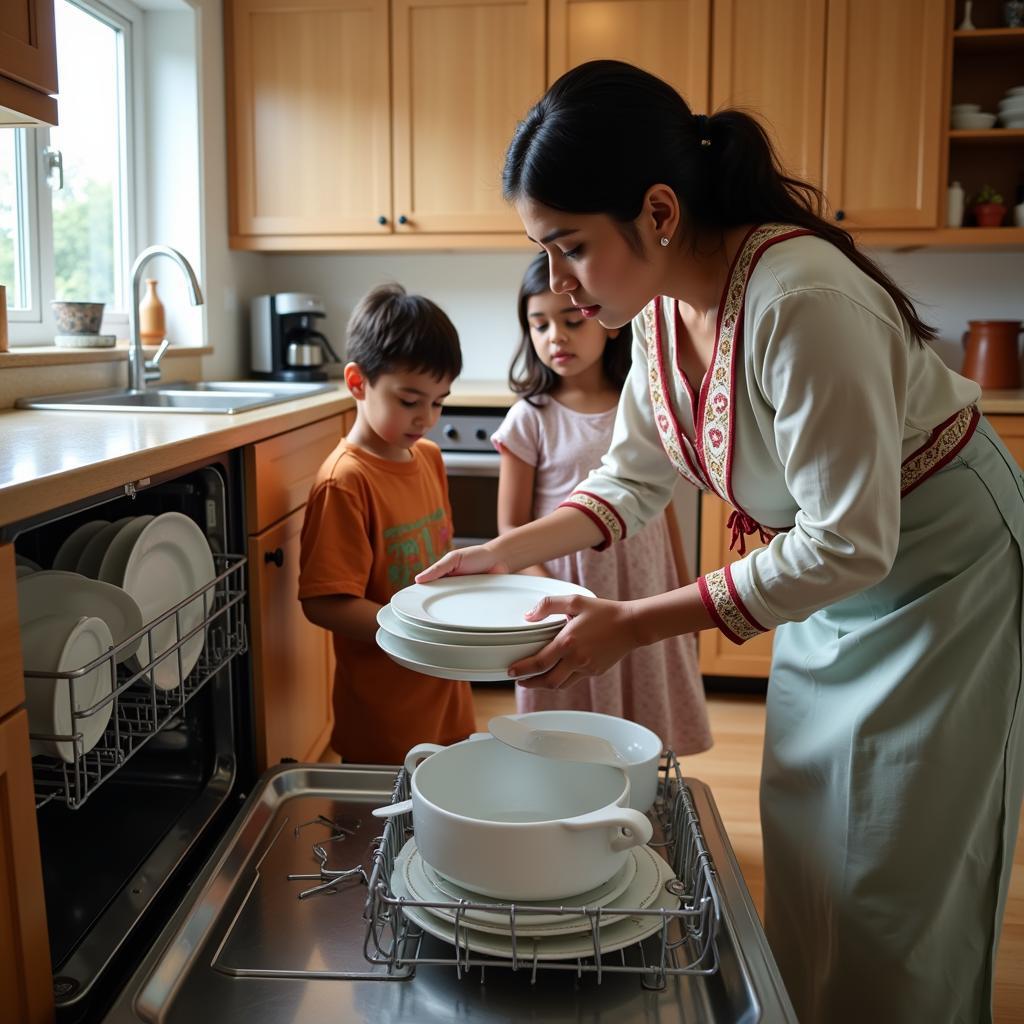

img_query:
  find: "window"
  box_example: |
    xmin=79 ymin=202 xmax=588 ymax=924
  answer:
xmin=5 ymin=0 xmax=139 ymax=345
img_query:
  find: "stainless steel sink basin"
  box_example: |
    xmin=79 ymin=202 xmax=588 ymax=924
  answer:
xmin=16 ymin=380 xmax=338 ymax=414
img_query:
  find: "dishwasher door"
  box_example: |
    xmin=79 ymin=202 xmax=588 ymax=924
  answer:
xmin=101 ymin=764 xmax=795 ymax=1024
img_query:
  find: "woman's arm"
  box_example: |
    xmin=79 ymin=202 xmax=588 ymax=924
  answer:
xmin=496 ymin=449 xmax=552 ymax=578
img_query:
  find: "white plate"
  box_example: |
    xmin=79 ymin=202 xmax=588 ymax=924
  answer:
xmin=16 ymin=564 xmax=35 ymax=578
xmin=53 ymin=520 xmax=109 ymax=571
xmin=377 ymin=605 xmax=550 ymax=670
xmin=413 ymin=845 xmax=639 ymax=933
xmin=391 ymin=843 xmax=678 ymax=959
xmin=17 ymin=570 xmax=145 ymax=664
xmin=21 ymin=613 xmax=113 ymax=762
xmin=98 ymin=515 xmax=154 ymax=586
xmin=385 ymin=604 xmax=562 ymax=645
xmin=375 ymin=626 xmax=542 ymax=682
xmin=390 ymin=574 xmax=594 ymax=632
xmin=15 ymin=554 xmax=41 ymax=572
xmin=120 ymin=512 xmax=215 ymax=690
xmin=76 ymin=517 xmax=135 ymax=578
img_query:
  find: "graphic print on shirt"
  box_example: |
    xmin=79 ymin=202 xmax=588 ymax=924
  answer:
xmin=384 ymin=507 xmax=452 ymax=591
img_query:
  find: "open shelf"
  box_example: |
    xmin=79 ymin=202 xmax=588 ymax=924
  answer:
xmin=856 ymin=227 xmax=1024 ymax=252
xmin=953 ymin=27 xmax=1024 ymax=52
xmin=949 ymin=129 xmax=1024 ymax=143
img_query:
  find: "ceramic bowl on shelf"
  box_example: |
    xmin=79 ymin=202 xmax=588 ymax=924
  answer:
xmin=1002 ymin=116 xmax=1024 ymax=129
xmin=951 ymin=111 xmax=997 ymax=130
xmin=998 ymin=97 xmax=1024 ymax=116
xmin=51 ymin=301 xmax=105 ymax=335
xmin=950 ymin=102 xmax=981 ymax=114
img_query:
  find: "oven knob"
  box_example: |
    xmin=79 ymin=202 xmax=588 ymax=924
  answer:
xmin=475 ymin=428 xmax=488 ymax=442
xmin=443 ymin=425 xmax=459 ymax=441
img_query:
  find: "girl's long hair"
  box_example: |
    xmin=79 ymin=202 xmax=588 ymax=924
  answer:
xmin=510 ymin=253 xmax=632 ymax=404
xmin=503 ymin=60 xmax=935 ymax=343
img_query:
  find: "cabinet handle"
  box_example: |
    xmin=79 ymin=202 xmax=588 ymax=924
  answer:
xmin=398 ymin=215 xmax=409 ymax=225
xmin=835 ymin=209 xmax=845 ymax=221
xmin=377 ymin=215 xmax=388 ymax=226
xmin=264 ymin=547 xmax=284 ymax=568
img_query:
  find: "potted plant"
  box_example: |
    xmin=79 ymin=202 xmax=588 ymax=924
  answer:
xmin=971 ymin=185 xmax=1008 ymax=227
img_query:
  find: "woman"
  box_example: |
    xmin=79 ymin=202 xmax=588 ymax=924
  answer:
xmin=418 ymin=60 xmax=1024 ymax=1023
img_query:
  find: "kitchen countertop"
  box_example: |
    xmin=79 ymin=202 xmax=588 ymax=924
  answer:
xmin=0 ymin=379 xmax=515 ymax=531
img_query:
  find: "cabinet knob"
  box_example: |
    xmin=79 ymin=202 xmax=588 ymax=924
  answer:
xmin=398 ymin=215 xmax=409 ymax=225
xmin=264 ymin=547 xmax=284 ymax=568
xmin=377 ymin=215 xmax=388 ymax=226
xmin=835 ymin=209 xmax=845 ymax=221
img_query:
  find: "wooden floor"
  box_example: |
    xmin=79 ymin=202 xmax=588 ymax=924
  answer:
xmin=472 ymin=686 xmax=1024 ymax=1022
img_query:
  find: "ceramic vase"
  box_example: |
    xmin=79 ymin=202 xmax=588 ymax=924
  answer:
xmin=139 ymin=279 xmax=166 ymax=344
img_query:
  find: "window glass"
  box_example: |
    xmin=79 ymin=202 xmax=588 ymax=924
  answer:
xmin=0 ymin=130 xmax=30 ymax=310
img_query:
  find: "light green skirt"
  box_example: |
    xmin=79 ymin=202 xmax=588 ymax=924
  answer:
xmin=763 ymin=417 xmax=1024 ymax=1024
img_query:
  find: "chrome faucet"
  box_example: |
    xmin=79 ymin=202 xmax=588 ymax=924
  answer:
xmin=127 ymin=245 xmax=205 ymax=392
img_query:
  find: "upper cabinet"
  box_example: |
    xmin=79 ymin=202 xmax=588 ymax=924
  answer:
xmin=0 ymin=0 xmax=58 ymax=126
xmin=548 ymin=0 xmax=709 ymax=111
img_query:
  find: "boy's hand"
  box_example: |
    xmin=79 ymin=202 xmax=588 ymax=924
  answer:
xmin=415 ymin=544 xmax=510 ymax=583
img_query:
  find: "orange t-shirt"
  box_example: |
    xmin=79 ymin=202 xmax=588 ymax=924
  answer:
xmin=298 ymin=437 xmax=476 ymax=764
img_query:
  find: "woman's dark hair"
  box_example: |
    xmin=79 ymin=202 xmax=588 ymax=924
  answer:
xmin=504 ymin=60 xmax=936 ymax=343
xmin=346 ymin=282 xmax=462 ymax=383
xmin=510 ymin=252 xmax=632 ymax=404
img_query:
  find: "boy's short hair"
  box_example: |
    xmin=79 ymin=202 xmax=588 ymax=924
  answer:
xmin=346 ymin=283 xmax=462 ymax=384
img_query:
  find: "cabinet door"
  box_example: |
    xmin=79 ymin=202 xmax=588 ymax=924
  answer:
xmin=711 ymin=0 xmax=825 ymax=185
xmin=0 ymin=0 xmax=57 ymax=95
xmin=988 ymin=416 xmax=1024 ymax=470
xmin=227 ymin=0 xmax=391 ymax=237
xmin=697 ymin=493 xmax=773 ymax=678
xmin=391 ymin=0 xmax=546 ymax=233
xmin=0 ymin=709 xmax=53 ymax=1024
xmin=0 ymin=546 xmax=25 ymax=720
xmin=822 ymin=0 xmax=946 ymax=228
xmin=249 ymin=507 xmax=334 ymax=769
xmin=548 ymin=0 xmax=709 ymax=112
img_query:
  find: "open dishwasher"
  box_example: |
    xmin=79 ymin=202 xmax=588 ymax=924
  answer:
xmin=102 ymin=753 xmax=796 ymax=1023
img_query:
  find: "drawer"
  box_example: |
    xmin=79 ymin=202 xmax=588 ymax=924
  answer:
xmin=245 ymin=415 xmax=344 ymax=533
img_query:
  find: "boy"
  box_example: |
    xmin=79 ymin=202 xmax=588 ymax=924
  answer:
xmin=298 ymin=283 xmax=476 ymax=764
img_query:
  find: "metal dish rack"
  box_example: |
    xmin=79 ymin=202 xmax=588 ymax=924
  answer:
xmin=363 ymin=750 xmax=722 ymax=988
xmin=28 ymin=553 xmax=248 ymax=810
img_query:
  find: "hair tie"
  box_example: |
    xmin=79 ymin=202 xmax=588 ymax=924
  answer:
xmin=695 ymin=113 xmax=712 ymax=148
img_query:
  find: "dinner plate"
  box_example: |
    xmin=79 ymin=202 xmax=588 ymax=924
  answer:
xmin=383 ymin=604 xmax=562 ymax=646
xmin=17 ymin=570 xmax=145 ymax=664
xmin=76 ymin=517 xmax=135 ymax=578
xmin=390 ymin=575 xmax=594 ymax=632
xmin=120 ymin=512 xmax=215 ymax=690
xmin=98 ymin=515 xmax=155 ymax=586
xmin=408 ymin=844 xmax=639 ymax=933
xmin=375 ymin=626 xmax=542 ymax=682
xmin=391 ymin=843 xmax=679 ymax=959
xmin=53 ymin=519 xmax=109 ymax=571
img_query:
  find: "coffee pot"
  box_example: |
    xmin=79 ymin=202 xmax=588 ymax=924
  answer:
xmin=961 ymin=320 xmax=1024 ymax=390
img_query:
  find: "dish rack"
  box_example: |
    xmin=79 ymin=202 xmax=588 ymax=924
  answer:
xmin=363 ymin=750 xmax=722 ymax=988
xmin=28 ymin=553 xmax=248 ymax=810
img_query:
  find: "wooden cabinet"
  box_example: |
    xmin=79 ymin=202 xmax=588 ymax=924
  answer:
xmin=711 ymin=0 xmax=825 ymax=184
xmin=822 ymin=0 xmax=947 ymax=228
xmin=548 ymin=0 xmax=709 ymax=111
xmin=0 ymin=0 xmax=58 ymax=126
xmin=245 ymin=415 xmax=345 ymax=769
xmin=0 ymin=546 xmax=25 ymax=720
xmin=989 ymin=415 xmax=1024 ymax=469
xmin=392 ymin=0 xmax=545 ymax=233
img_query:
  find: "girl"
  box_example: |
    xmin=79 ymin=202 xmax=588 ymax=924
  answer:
xmin=491 ymin=254 xmax=712 ymax=757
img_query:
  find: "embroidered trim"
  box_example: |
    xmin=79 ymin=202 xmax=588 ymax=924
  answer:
xmin=900 ymin=405 xmax=980 ymax=496
xmin=697 ymin=565 xmax=766 ymax=645
xmin=561 ymin=490 xmax=626 ymax=550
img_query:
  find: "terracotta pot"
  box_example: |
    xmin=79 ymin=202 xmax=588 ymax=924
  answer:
xmin=962 ymin=320 xmax=1024 ymax=389
xmin=973 ymin=203 xmax=1007 ymax=227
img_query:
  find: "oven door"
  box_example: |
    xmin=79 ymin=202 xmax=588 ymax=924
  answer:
xmin=441 ymin=452 xmax=499 ymax=548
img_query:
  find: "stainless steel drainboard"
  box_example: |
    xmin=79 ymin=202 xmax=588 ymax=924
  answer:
xmin=101 ymin=764 xmax=796 ymax=1023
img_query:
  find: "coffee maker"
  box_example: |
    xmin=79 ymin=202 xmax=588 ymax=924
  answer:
xmin=250 ymin=292 xmax=341 ymax=381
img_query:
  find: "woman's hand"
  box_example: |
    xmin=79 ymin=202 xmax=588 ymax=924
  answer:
xmin=508 ymin=595 xmax=645 ymax=689
xmin=415 ymin=543 xmax=510 ymax=583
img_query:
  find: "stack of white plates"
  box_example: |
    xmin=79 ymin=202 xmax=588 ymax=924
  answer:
xmin=389 ymin=837 xmax=679 ymax=959
xmin=376 ymin=574 xmax=595 ymax=682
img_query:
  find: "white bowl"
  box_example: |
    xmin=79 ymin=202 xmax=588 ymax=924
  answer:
xmin=378 ymin=605 xmax=549 ymax=670
xmin=22 ymin=613 xmax=113 ymax=762
xmin=951 ymin=102 xmax=981 ymax=113
xmin=1002 ymin=116 xmax=1024 ymax=129
xmin=382 ymin=603 xmax=560 ymax=646
xmin=951 ymin=112 xmax=997 ymax=130
xmin=509 ymin=710 xmax=663 ymax=812
xmin=1006 ymin=86 xmax=1024 ymax=97
xmin=997 ymin=95 xmax=1024 ymax=112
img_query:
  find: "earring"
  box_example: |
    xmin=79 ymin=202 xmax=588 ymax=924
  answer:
xmin=659 ymin=236 xmax=670 ymax=247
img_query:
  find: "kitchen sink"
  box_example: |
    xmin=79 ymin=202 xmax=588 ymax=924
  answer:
xmin=16 ymin=380 xmax=338 ymax=414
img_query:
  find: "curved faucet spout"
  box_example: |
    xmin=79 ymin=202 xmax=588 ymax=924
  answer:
xmin=127 ymin=245 xmax=205 ymax=391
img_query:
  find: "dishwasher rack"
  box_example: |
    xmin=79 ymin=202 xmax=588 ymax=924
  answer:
xmin=27 ymin=553 xmax=248 ymax=810
xmin=363 ymin=750 xmax=722 ymax=988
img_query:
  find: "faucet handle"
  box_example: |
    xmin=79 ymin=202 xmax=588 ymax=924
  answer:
xmin=144 ymin=338 xmax=171 ymax=382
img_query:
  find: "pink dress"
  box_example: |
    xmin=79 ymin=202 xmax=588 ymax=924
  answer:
xmin=492 ymin=396 xmax=712 ymax=756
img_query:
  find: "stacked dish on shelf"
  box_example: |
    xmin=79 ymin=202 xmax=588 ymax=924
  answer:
xmin=998 ymin=86 xmax=1024 ymax=128
xmin=376 ymin=574 xmax=595 ymax=681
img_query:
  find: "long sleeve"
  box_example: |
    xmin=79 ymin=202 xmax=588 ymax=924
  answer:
xmin=698 ymin=287 xmax=909 ymax=643
xmin=561 ymin=314 xmax=683 ymax=549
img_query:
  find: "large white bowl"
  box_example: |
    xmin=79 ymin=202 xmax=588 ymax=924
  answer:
xmin=22 ymin=613 xmax=113 ymax=762
xmin=1002 ymin=116 xmax=1024 ymax=129
xmin=950 ymin=102 xmax=981 ymax=114
xmin=951 ymin=111 xmax=997 ymax=130
xmin=508 ymin=710 xmax=663 ymax=812
xmin=402 ymin=736 xmax=653 ymax=901
xmin=997 ymin=95 xmax=1024 ymax=113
